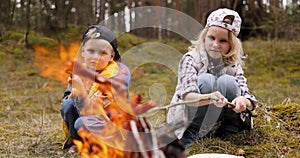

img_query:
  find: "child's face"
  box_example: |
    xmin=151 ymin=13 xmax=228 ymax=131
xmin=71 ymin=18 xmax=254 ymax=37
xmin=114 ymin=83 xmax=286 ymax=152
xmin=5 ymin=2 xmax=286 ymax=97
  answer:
xmin=204 ymin=26 xmax=231 ymax=59
xmin=82 ymin=39 xmax=114 ymax=71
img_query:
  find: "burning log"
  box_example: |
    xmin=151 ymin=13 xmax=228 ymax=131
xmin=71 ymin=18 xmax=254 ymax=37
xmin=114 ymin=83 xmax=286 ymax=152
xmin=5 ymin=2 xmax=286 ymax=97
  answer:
xmin=123 ymin=117 xmax=186 ymax=158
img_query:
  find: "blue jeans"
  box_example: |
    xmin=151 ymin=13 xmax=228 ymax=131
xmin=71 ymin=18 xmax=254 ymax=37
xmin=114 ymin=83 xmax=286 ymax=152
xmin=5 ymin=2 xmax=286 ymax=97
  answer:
xmin=74 ymin=115 xmax=108 ymax=133
xmin=60 ymin=98 xmax=81 ymax=140
xmin=180 ymin=73 xmax=250 ymax=147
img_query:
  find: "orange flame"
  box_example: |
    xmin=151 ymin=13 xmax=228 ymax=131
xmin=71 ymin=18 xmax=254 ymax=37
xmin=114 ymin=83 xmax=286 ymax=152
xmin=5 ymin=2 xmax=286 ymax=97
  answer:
xmin=72 ymin=80 xmax=141 ymax=157
xmin=33 ymin=42 xmax=81 ymax=83
xmin=74 ymin=128 xmax=124 ymax=158
xmin=34 ymin=43 xmax=182 ymax=157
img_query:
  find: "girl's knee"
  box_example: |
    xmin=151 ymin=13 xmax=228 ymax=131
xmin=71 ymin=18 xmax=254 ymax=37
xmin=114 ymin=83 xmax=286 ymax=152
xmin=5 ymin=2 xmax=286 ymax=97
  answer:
xmin=198 ymin=73 xmax=215 ymax=93
xmin=217 ymin=75 xmax=237 ymax=88
xmin=217 ymin=74 xmax=235 ymax=83
xmin=198 ymin=73 xmax=215 ymax=81
xmin=217 ymin=75 xmax=240 ymax=99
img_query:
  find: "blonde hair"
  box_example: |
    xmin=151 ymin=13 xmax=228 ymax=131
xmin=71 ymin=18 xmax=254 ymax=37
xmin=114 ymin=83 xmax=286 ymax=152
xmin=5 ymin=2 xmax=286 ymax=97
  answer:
xmin=189 ymin=27 xmax=245 ymax=66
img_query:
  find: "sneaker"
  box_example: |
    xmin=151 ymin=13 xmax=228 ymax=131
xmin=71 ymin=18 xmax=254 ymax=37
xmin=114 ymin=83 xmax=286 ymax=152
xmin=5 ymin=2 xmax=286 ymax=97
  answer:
xmin=62 ymin=136 xmax=74 ymax=149
xmin=68 ymin=145 xmax=77 ymax=153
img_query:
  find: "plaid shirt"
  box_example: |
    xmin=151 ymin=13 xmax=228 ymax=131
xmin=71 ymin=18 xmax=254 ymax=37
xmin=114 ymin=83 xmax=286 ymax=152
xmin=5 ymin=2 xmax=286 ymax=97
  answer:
xmin=172 ymin=50 xmax=257 ymax=109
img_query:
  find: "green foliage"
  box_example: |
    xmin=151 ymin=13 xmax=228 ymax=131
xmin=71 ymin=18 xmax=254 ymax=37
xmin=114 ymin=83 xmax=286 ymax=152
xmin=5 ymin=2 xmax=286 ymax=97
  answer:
xmin=117 ymin=33 xmax=147 ymax=53
xmin=51 ymin=26 xmax=85 ymax=45
xmin=29 ymin=35 xmax=58 ymax=50
xmin=1 ymin=32 xmax=25 ymax=49
xmin=243 ymin=39 xmax=300 ymax=104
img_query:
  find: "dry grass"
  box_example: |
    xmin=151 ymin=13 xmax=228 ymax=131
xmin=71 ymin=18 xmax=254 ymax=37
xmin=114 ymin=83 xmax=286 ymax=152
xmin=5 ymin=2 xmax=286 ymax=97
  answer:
xmin=0 ymin=32 xmax=299 ymax=157
xmin=0 ymin=50 xmax=73 ymax=157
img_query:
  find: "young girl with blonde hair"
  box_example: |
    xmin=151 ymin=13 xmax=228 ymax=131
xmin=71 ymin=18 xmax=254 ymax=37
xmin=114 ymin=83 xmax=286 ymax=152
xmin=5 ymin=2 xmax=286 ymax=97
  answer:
xmin=167 ymin=8 xmax=258 ymax=147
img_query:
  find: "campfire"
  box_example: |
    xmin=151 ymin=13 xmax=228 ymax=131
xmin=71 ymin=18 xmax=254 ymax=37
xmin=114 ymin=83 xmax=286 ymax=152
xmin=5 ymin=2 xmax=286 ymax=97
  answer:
xmin=65 ymin=60 xmax=186 ymax=158
xmin=34 ymin=44 xmax=186 ymax=157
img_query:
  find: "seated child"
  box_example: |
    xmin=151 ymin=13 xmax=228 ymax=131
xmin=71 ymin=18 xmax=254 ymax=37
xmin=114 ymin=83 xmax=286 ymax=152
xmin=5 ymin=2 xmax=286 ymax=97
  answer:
xmin=60 ymin=25 xmax=130 ymax=149
xmin=166 ymin=8 xmax=258 ymax=147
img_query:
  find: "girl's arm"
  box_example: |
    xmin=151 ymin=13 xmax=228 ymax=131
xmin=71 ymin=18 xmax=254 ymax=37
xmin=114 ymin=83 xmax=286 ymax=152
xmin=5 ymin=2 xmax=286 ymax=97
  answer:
xmin=234 ymin=63 xmax=258 ymax=111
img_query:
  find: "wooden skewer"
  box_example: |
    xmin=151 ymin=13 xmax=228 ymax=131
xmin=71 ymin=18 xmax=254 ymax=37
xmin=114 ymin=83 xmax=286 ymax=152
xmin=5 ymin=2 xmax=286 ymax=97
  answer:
xmin=140 ymin=97 xmax=217 ymax=117
xmin=129 ymin=120 xmax=149 ymax=158
xmin=141 ymin=98 xmax=253 ymax=117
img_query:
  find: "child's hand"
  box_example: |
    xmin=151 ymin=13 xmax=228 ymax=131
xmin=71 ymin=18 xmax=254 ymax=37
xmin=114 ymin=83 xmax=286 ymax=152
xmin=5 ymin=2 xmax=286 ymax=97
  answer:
xmin=210 ymin=91 xmax=228 ymax=107
xmin=129 ymin=94 xmax=156 ymax=115
xmin=133 ymin=100 xmax=156 ymax=115
xmin=67 ymin=76 xmax=72 ymax=85
xmin=68 ymin=88 xmax=79 ymax=99
xmin=231 ymin=96 xmax=250 ymax=113
xmin=64 ymin=61 xmax=74 ymax=75
xmin=70 ymin=75 xmax=86 ymax=98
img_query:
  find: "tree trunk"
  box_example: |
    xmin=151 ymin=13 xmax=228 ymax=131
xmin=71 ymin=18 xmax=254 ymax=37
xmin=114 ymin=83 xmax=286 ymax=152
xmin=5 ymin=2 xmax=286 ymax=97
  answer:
xmin=25 ymin=0 xmax=31 ymax=48
xmin=128 ymin=0 xmax=133 ymax=32
xmin=247 ymin=0 xmax=257 ymax=9
xmin=0 ymin=0 xmax=14 ymax=27
xmin=64 ymin=1 xmax=73 ymax=27
xmin=98 ymin=0 xmax=106 ymax=24
xmin=270 ymin=0 xmax=280 ymax=8
xmin=154 ymin=0 xmax=161 ymax=39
